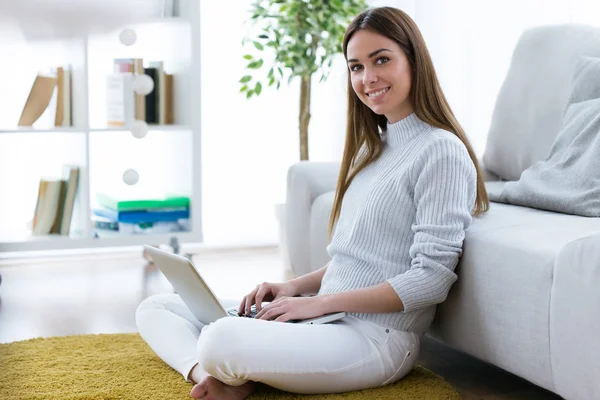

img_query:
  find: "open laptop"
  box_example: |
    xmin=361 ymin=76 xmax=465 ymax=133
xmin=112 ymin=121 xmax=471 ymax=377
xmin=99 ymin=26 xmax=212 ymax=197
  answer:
xmin=144 ymin=245 xmax=346 ymax=325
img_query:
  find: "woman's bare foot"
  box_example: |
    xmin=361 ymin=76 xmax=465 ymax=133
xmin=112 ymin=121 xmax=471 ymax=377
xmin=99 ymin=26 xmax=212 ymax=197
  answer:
xmin=190 ymin=376 xmax=255 ymax=400
xmin=188 ymin=363 xmax=208 ymax=384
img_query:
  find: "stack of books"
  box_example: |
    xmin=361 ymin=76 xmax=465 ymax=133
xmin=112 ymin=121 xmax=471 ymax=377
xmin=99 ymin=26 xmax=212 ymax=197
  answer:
xmin=106 ymin=58 xmax=174 ymax=127
xmin=32 ymin=165 xmax=80 ymax=235
xmin=92 ymin=193 xmax=190 ymax=236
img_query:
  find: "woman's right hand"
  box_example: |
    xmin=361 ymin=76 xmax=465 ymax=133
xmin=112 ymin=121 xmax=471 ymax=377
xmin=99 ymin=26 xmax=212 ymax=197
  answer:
xmin=238 ymin=281 xmax=297 ymax=316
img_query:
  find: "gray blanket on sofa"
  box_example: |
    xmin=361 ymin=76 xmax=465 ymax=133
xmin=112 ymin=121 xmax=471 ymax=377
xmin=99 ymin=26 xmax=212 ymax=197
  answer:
xmin=488 ymin=56 xmax=600 ymax=217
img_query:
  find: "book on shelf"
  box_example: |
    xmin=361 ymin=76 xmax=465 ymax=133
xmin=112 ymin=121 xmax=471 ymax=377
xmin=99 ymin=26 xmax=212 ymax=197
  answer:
xmin=59 ymin=165 xmax=80 ymax=235
xmin=164 ymin=73 xmax=174 ymax=124
xmin=133 ymin=59 xmax=146 ymax=121
xmin=96 ymin=192 xmax=190 ymax=212
xmin=143 ymin=67 xmax=158 ymax=124
xmin=18 ymin=74 xmax=58 ymax=126
xmin=113 ymin=58 xmax=135 ymax=73
xmin=120 ymin=220 xmax=186 ymax=234
xmin=17 ymin=65 xmax=72 ymax=128
xmin=92 ymin=215 xmax=119 ymax=231
xmin=93 ymin=217 xmax=187 ymax=236
xmin=106 ymin=72 xmax=135 ymax=127
xmin=149 ymin=61 xmax=171 ymax=125
xmin=31 ymin=165 xmax=80 ymax=236
xmin=93 ymin=207 xmax=190 ymax=224
xmin=54 ymin=65 xmax=72 ymax=127
xmin=113 ymin=58 xmax=146 ymax=121
xmin=107 ymin=59 xmax=174 ymax=127
xmin=32 ymin=179 xmax=66 ymax=235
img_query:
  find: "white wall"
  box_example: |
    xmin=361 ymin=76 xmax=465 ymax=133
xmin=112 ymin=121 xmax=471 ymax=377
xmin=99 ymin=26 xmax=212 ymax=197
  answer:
xmin=199 ymin=0 xmax=600 ymax=247
xmin=411 ymin=0 xmax=600 ymax=159
xmin=199 ymin=1 xmax=298 ymax=246
xmin=199 ymin=0 xmax=413 ymax=246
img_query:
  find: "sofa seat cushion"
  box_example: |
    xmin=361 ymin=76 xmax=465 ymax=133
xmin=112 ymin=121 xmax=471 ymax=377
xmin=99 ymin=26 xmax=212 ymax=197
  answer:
xmin=429 ymin=187 xmax=600 ymax=392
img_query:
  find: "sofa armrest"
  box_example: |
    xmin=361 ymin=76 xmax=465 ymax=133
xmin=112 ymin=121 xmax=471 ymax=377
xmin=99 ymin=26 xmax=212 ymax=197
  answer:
xmin=551 ymin=230 xmax=600 ymax=400
xmin=478 ymin=158 xmax=501 ymax=182
xmin=285 ymin=161 xmax=341 ymax=277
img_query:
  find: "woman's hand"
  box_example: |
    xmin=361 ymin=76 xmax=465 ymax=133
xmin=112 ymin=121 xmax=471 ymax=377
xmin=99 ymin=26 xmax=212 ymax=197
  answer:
xmin=238 ymin=281 xmax=297 ymax=316
xmin=254 ymin=296 xmax=327 ymax=322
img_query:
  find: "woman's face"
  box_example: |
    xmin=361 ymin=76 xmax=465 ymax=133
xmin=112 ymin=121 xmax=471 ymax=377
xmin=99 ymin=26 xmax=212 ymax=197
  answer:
xmin=346 ymin=29 xmax=413 ymax=124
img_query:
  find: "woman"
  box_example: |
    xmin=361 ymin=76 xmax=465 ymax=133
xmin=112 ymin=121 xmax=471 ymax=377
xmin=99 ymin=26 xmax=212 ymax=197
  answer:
xmin=136 ymin=6 xmax=489 ymax=400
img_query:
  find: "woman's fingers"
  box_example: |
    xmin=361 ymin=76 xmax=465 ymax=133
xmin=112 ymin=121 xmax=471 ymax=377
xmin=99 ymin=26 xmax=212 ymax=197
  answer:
xmin=256 ymin=302 xmax=285 ymax=320
xmin=240 ymin=287 xmax=258 ymax=315
xmin=238 ymin=297 xmax=246 ymax=315
xmin=245 ymin=293 xmax=255 ymax=316
xmin=254 ymin=285 xmax=271 ymax=312
xmin=257 ymin=308 xmax=280 ymax=321
xmin=274 ymin=313 xmax=290 ymax=322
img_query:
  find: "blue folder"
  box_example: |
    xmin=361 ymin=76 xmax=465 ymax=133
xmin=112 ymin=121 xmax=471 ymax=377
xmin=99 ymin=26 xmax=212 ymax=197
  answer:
xmin=93 ymin=208 xmax=190 ymax=223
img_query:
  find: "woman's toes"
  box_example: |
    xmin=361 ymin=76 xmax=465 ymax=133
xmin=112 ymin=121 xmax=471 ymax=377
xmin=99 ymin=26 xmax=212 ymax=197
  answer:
xmin=190 ymin=382 xmax=207 ymax=399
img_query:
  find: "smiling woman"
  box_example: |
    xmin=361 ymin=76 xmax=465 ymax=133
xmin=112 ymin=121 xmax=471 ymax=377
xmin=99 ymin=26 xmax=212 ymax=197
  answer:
xmin=135 ymin=6 xmax=490 ymax=400
xmin=346 ymin=32 xmax=414 ymax=124
xmin=329 ymin=6 xmax=490 ymax=237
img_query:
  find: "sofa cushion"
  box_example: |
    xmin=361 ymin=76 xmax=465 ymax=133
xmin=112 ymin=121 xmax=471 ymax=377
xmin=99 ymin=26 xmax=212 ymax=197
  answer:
xmin=428 ymin=192 xmax=600 ymax=392
xmin=482 ymin=24 xmax=600 ymax=181
xmin=488 ymin=56 xmax=600 ymax=217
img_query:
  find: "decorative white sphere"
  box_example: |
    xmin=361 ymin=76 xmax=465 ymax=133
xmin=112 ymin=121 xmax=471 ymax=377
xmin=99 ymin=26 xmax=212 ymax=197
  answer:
xmin=133 ymin=74 xmax=154 ymax=96
xmin=131 ymin=120 xmax=149 ymax=139
xmin=123 ymin=169 xmax=139 ymax=185
xmin=119 ymin=29 xmax=137 ymax=46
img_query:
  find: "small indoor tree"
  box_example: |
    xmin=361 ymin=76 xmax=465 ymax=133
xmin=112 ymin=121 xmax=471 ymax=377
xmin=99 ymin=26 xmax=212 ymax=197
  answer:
xmin=240 ymin=0 xmax=367 ymax=161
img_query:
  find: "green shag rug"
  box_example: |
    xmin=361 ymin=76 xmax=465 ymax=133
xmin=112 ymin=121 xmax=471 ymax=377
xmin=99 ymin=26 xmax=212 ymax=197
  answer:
xmin=0 ymin=333 xmax=461 ymax=400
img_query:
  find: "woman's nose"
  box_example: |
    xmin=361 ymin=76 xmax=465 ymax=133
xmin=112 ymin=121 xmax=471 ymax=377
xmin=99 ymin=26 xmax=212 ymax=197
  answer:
xmin=363 ymin=68 xmax=378 ymax=84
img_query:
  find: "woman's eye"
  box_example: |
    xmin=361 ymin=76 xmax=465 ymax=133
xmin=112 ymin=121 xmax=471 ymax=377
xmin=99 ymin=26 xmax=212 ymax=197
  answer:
xmin=350 ymin=64 xmax=362 ymax=72
xmin=376 ymin=56 xmax=390 ymax=64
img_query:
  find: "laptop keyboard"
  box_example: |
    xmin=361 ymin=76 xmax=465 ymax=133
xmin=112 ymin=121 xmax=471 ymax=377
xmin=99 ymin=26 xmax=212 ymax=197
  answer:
xmin=227 ymin=304 xmax=258 ymax=318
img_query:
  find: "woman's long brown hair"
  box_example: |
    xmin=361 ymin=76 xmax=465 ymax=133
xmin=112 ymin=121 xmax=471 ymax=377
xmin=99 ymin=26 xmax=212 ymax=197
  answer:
xmin=328 ymin=6 xmax=490 ymax=237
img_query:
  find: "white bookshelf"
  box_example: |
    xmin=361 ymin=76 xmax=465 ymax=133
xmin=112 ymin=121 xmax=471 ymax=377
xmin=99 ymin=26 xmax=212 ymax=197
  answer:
xmin=0 ymin=0 xmax=203 ymax=253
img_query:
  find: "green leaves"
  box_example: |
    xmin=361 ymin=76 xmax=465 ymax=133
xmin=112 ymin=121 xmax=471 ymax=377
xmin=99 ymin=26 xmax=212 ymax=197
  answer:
xmin=247 ymin=59 xmax=264 ymax=69
xmin=240 ymin=0 xmax=368 ymax=99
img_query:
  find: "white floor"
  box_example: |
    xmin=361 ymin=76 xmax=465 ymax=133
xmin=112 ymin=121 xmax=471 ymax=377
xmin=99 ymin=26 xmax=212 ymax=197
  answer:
xmin=0 ymin=245 xmax=291 ymax=343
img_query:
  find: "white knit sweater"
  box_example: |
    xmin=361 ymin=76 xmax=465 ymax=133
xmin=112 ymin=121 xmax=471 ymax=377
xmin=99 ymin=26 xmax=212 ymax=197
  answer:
xmin=318 ymin=113 xmax=477 ymax=334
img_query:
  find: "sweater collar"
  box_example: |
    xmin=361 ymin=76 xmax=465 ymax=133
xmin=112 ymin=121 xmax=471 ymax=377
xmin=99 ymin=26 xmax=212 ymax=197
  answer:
xmin=385 ymin=113 xmax=430 ymax=146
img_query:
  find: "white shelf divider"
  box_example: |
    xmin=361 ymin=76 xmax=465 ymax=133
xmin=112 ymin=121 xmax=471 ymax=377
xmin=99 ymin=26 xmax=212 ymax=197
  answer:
xmin=79 ymin=35 xmax=92 ymax=241
xmin=0 ymin=128 xmax=86 ymax=134
xmin=89 ymin=125 xmax=191 ymax=132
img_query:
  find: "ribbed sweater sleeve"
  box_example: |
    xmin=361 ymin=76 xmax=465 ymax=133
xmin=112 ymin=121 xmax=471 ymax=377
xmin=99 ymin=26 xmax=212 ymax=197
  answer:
xmin=387 ymin=139 xmax=476 ymax=313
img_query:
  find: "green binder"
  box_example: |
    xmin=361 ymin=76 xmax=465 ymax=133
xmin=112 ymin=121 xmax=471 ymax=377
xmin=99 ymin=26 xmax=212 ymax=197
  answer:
xmin=97 ymin=193 xmax=190 ymax=212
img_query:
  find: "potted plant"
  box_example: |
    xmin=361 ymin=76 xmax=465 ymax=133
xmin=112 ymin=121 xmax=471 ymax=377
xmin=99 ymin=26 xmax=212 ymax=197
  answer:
xmin=240 ymin=0 xmax=367 ymax=161
xmin=240 ymin=0 xmax=367 ymax=270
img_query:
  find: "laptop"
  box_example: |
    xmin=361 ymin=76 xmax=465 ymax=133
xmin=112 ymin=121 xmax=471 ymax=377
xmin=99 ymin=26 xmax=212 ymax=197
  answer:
xmin=144 ymin=245 xmax=347 ymax=325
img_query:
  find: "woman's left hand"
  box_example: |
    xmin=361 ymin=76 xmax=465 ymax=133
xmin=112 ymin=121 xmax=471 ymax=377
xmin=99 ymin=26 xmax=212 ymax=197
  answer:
xmin=255 ymin=296 xmax=328 ymax=322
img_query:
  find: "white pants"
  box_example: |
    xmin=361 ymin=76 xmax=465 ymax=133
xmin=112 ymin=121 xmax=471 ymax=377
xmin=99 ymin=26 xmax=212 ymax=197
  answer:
xmin=135 ymin=293 xmax=420 ymax=394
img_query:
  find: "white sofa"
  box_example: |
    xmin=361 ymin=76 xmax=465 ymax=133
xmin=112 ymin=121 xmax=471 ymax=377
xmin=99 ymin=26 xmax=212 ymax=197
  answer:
xmin=284 ymin=24 xmax=600 ymax=400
